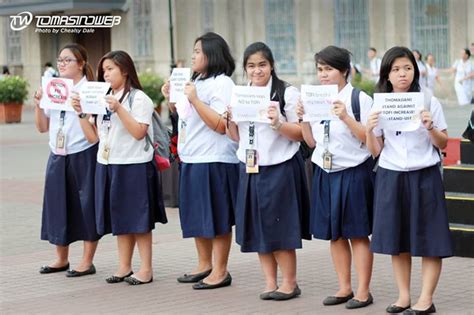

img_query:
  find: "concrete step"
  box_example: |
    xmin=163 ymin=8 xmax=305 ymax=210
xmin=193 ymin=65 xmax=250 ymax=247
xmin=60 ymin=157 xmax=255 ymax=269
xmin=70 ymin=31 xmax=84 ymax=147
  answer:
xmin=443 ymin=164 xmax=474 ymax=194
xmin=449 ymin=223 xmax=474 ymax=258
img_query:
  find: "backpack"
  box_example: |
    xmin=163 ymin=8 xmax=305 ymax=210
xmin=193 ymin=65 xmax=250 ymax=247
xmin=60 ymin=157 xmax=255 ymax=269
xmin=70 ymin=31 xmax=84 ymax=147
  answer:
xmin=128 ymin=89 xmax=173 ymax=171
xmin=273 ymin=84 xmax=362 ymax=160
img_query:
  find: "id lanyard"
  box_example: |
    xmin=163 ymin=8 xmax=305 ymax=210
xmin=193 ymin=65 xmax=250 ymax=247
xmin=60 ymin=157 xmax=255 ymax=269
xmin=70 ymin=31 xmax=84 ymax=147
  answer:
xmin=101 ymin=109 xmax=112 ymax=160
xmin=55 ymin=111 xmax=67 ymax=155
xmin=246 ymin=122 xmax=259 ymax=173
xmin=179 ymin=120 xmax=187 ymax=144
xmin=322 ymin=120 xmax=333 ymax=170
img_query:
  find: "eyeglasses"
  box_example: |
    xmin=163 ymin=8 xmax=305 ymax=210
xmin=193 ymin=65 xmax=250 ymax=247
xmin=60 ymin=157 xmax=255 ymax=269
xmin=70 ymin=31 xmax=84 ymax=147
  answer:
xmin=56 ymin=58 xmax=77 ymax=65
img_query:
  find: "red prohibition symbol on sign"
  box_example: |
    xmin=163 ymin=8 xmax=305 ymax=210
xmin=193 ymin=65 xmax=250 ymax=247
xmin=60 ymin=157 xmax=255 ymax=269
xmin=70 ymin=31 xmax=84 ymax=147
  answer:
xmin=46 ymin=79 xmax=69 ymax=104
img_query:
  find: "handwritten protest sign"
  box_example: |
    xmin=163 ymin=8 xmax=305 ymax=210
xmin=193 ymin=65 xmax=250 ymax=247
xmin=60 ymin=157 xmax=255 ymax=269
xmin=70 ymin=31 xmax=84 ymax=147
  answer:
xmin=373 ymin=92 xmax=424 ymax=131
xmin=170 ymin=68 xmax=191 ymax=103
xmin=78 ymin=81 xmax=110 ymax=114
xmin=40 ymin=77 xmax=74 ymax=111
xmin=301 ymin=84 xmax=338 ymax=121
xmin=230 ymin=86 xmax=271 ymax=123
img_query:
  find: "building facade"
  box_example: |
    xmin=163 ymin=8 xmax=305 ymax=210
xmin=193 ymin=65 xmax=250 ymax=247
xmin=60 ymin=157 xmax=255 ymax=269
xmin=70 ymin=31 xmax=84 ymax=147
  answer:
xmin=1 ymin=0 xmax=473 ymax=104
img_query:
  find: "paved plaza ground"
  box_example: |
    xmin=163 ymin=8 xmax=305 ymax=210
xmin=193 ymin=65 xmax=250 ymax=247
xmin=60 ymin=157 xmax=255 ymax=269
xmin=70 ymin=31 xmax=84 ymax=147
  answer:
xmin=1 ymin=105 xmax=473 ymax=314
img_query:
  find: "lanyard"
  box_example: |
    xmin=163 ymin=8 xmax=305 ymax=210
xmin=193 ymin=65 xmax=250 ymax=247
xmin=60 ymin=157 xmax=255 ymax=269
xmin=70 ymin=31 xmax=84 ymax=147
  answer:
xmin=248 ymin=122 xmax=255 ymax=148
xmin=323 ymin=120 xmax=330 ymax=150
xmin=59 ymin=111 xmax=66 ymax=128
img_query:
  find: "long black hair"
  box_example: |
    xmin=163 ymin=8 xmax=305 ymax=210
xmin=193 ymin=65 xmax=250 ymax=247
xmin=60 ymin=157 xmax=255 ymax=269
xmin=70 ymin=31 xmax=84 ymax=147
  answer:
xmin=243 ymin=42 xmax=289 ymax=115
xmin=314 ymin=45 xmax=352 ymax=81
xmin=192 ymin=32 xmax=235 ymax=80
xmin=97 ymin=50 xmax=143 ymax=103
xmin=376 ymin=46 xmax=420 ymax=93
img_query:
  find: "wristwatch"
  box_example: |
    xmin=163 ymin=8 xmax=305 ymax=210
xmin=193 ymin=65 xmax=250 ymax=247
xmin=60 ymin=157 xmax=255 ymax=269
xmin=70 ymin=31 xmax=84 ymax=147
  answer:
xmin=78 ymin=113 xmax=87 ymax=119
xmin=270 ymin=120 xmax=283 ymax=130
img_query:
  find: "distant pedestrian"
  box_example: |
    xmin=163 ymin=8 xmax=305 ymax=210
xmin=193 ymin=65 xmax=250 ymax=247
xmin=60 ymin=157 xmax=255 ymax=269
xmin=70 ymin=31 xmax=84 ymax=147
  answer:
xmin=34 ymin=43 xmax=100 ymax=278
xmin=449 ymin=48 xmax=473 ymax=106
xmin=43 ymin=62 xmax=59 ymax=78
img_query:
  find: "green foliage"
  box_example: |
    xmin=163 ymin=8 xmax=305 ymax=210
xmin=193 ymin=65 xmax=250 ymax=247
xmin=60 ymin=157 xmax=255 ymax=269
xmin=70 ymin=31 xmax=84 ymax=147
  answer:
xmin=0 ymin=76 xmax=29 ymax=104
xmin=351 ymin=73 xmax=376 ymax=97
xmin=138 ymin=72 xmax=165 ymax=108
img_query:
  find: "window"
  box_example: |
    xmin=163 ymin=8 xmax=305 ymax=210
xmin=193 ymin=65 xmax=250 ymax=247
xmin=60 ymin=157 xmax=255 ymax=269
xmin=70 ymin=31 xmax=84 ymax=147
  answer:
xmin=410 ymin=0 xmax=449 ymax=68
xmin=133 ymin=0 xmax=152 ymax=58
xmin=201 ymin=0 xmax=214 ymax=33
xmin=334 ymin=0 xmax=369 ymax=67
xmin=265 ymin=0 xmax=296 ymax=74
xmin=6 ymin=20 xmax=22 ymax=65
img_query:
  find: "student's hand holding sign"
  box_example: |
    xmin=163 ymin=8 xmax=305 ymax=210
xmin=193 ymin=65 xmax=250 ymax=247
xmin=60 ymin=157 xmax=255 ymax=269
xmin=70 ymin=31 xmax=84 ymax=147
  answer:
xmin=366 ymin=111 xmax=381 ymax=133
xmin=105 ymin=95 xmax=121 ymax=112
xmin=296 ymin=99 xmax=305 ymax=121
xmin=71 ymin=93 xmax=83 ymax=113
xmin=268 ymin=102 xmax=281 ymax=130
xmin=332 ymin=100 xmax=348 ymax=120
xmin=184 ymin=82 xmax=198 ymax=105
xmin=420 ymin=109 xmax=434 ymax=130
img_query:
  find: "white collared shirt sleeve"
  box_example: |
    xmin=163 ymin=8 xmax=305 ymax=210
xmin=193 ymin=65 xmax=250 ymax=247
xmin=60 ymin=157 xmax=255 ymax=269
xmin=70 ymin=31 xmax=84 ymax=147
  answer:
xmin=283 ymin=86 xmax=300 ymax=123
xmin=129 ymin=91 xmax=154 ymax=125
xmin=209 ymin=76 xmax=234 ymax=114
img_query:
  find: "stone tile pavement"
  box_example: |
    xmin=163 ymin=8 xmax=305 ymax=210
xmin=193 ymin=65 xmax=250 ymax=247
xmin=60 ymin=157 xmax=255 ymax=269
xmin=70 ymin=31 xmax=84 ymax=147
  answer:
xmin=0 ymin=108 xmax=473 ymax=314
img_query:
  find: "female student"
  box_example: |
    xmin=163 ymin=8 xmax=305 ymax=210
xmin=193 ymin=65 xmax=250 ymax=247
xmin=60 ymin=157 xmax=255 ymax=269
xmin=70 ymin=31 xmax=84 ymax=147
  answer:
xmin=412 ymin=50 xmax=427 ymax=90
xmin=425 ymin=53 xmax=441 ymax=95
xmin=34 ymin=43 xmax=100 ymax=277
xmin=366 ymin=46 xmax=453 ymax=314
xmin=296 ymin=46 xmax=375 ymax=309
xmin=162 ymin=32 xmax=239 ymax=289
xmin=450 ymin=48 xmax=473 ymax=106
xmin=73 ymin=50 xmax=167 ymax=285
xmin=225 ymin=42 xmax=310 ymax=301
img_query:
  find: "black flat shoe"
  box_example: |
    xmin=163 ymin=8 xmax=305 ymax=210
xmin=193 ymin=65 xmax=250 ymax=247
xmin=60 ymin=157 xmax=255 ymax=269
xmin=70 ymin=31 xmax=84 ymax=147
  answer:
xmin=323 ymin=292 xmax=354 ymax=305
xmin=66 ymin=264 xmax=96 ymax=277
xmin=386 ymin=304 xmax=411 ymax=313
xmin=269 ymin=286 xmax=301 ymax=301
xmin=177 ymin=269 xmax=212 ymax=283
xmin=192 ymin=272 xmax=232 ymax=290
xmin=259 ymin=287 xmax=278 ymax=300
xmin=124 ymin=275 xmax=153 ymax=285
xmin=345 ymin=293 xmax=374 ymax=309
xmin=39 ymin=263 xmax=70 ymax=274
xmin=403 ymin=304 xmax=436 ymax=314
xmin=105 ymin=271 xmax=133 ymax=284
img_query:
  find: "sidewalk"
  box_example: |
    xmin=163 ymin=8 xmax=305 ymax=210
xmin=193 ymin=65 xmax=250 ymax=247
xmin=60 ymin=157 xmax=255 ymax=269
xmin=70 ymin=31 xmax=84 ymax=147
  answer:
xmin=1 ymin=108 xmax=473 ymax=315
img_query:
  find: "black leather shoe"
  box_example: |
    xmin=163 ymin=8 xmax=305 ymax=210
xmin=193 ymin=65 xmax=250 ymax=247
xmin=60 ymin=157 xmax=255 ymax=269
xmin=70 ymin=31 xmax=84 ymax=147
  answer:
xmin=39 ymin=263 xmax=70 ymax=274
xmin=345 ymin=293 xmax=374 ymax=309
xmin=323 ymin=292 xmax=354 ymax=305
xmin=192 ymin=272 xmax=232 ymax=290
xmin=403 ymin=304 xmax=436 ymax=314
xmin=66 ymin=264 xmax=96 ymax=277
xmin=106 ymin=271 xmax=133 ymax=284
xmin=386 ymin=304 xmax=411 ymax=313
xmin=259 ymin=287 xmax=278 ymax=300
xmin=177 ymin=269 xmax=212 ymax=283
xmin=269 ymin=285 xmax=301 ymax=301
xmin=124 ymin=275 xmax=153 ymax=285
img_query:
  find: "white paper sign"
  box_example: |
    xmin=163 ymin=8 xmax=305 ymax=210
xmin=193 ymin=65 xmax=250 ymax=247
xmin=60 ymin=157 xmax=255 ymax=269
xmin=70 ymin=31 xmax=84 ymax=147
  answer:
xmin=301 ymin=84 xmax=338 ymax=121
xmin=170 ymin=68 xmax=191 ymax=102
xmin=40 ymin=77 xmax=74 ymax=111
xmin=372 ymin=92 xmax=424 ymax=131
xmin=230 ymin=86 xmax=271 ymax=123
xmin=78 ymin=81 xmax=110 ymax=114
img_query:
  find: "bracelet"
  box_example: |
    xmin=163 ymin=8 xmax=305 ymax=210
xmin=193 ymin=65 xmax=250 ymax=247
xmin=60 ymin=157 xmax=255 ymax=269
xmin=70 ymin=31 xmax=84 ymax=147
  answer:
xmin=427 ymin=121 xmax=434 ymax=131
xmin=271 ymin=120 xmax=283 ymax=130
xmin=78 ymin=113 xmax=87 ymax=119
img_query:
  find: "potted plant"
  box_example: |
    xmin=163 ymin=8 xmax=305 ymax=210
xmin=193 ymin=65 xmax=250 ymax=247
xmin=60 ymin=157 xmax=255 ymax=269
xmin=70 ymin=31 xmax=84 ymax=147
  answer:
xmin=0 ymin=75 xmax=29 ymax=123
xmin=138 ymin=72 xmax=165 ymax=114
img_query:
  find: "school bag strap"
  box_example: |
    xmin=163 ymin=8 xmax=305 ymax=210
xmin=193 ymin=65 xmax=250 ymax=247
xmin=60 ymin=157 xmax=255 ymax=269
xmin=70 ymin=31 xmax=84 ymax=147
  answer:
xmin=351 ymin=88 xmax=361 ymax=122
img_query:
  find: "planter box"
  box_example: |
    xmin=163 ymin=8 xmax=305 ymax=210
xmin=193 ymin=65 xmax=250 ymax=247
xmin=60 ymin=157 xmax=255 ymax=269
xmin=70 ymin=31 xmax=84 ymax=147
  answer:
xmin=0 ymin=103 xmax=23 ymax=123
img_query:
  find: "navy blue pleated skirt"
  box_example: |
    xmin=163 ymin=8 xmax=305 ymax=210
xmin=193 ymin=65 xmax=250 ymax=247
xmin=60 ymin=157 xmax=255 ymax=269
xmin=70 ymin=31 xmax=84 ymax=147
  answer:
xmin=95 ymin=160 xmax=167 ymax=236
xmin=179 ymin=162 xmax=239 ymax=238
xmin=311 ymin=157 xmax=375 ymax=241
xmin=41 ymin=144 xmax=101 ymax=246
xmin=236 ymin=153 xmax=311 ymax=253
xmin=370 ymin=165 xmax=453 ymax=258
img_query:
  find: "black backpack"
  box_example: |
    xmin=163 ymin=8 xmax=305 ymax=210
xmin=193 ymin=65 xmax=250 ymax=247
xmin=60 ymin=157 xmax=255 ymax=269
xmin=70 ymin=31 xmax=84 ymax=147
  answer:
xmin=272 ymin=84 xmax=361 ymax=160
